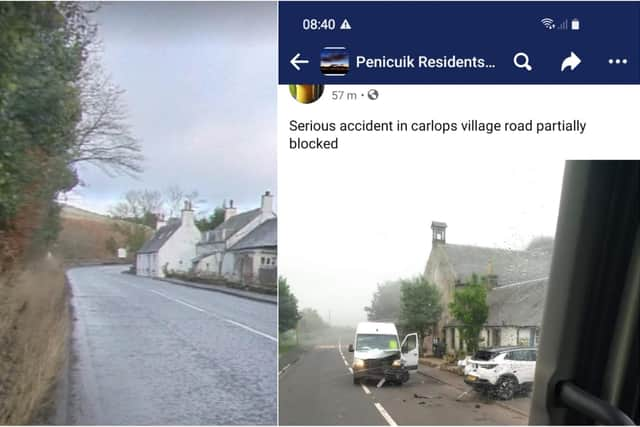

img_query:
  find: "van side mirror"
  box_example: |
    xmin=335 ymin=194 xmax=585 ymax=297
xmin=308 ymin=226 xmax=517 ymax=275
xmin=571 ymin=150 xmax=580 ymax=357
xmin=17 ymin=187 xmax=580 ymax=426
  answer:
xmin=348 ymin=344 xmax=354 ymax=352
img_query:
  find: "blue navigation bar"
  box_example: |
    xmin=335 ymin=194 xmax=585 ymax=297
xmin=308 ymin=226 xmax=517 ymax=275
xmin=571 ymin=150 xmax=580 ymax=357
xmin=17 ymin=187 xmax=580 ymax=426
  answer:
xmin=278 ymin=2 xmax=640 ymax=84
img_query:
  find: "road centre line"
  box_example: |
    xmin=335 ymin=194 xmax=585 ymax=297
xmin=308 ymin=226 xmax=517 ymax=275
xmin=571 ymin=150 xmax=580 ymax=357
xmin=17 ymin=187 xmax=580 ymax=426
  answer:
xmin=224 ymin=318 xmax=277 ymax=342
xmin=279 ymin=364 xmax=291 ymax=376
xmin=374 ymin=403 xmax=398 ymax=426
xmin=149 ymin=289 xmax=205 ymax=312
xmin=148 ymin=289 xmax=276 ymax=342
xmin=337 ymin=338 xmax=396 ymax=426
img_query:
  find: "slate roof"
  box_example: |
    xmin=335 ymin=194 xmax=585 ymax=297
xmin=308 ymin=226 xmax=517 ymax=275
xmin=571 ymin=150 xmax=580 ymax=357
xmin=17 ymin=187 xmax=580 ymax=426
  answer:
xmin=486 ymin=278 xmax=548 ymax=326
xmin=138 ymin=218 xmax=181 ymax=254
xmin=445 ymin=278 xmax=548 ymax=328
xmin=442 ymin=243 xmax=552 ymax=286
xmin=231 ymin=218 xmax=277 ymax=251
xmin=198 ymin=208 xmax=262 ymax=244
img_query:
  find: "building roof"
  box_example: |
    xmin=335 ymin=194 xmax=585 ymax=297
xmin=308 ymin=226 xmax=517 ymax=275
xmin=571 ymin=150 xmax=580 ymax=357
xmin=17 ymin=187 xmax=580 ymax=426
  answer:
xmin=230 ymin=218 xmax=277 ymax=251
xmin=486 ymin=278 xmax=547 ymax=327
xmin=199 ymin=208 xmax=262 ymax=244
xmin=137 ymin=218 xmax=181 ymax=254
xmin=441 ymin=243 xmax=552 ymax=287
xmin=445 ymin=278 xmax=548 ymax=328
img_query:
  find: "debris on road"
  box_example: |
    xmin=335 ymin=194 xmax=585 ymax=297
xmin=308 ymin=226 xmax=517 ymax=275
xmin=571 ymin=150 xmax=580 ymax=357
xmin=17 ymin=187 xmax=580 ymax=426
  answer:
xmin=414 ymin=392 xmax=441 ymax=399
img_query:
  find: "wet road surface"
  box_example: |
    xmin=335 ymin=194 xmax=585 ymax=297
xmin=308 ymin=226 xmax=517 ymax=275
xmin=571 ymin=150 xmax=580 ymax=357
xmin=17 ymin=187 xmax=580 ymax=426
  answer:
xmin=279 ymin=330 xmax=528 ymax=425
xmin=61 ymin=265 xmax=276 ymax=425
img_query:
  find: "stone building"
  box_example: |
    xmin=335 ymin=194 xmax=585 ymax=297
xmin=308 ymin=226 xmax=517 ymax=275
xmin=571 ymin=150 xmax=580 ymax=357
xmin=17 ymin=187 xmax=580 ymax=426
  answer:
xmin=424 ymin=221 xmax=552 ymax=354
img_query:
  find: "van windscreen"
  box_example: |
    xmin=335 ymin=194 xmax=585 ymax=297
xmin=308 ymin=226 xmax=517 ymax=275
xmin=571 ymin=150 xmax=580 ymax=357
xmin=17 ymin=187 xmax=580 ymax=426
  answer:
xmin=356 ymin=334 xmax=399 ymax=352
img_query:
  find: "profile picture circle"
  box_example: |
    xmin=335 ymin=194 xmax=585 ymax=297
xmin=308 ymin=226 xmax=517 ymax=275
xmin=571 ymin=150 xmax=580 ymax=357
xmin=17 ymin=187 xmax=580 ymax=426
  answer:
xmin=289 ymin=84 xmax=324 ymax=104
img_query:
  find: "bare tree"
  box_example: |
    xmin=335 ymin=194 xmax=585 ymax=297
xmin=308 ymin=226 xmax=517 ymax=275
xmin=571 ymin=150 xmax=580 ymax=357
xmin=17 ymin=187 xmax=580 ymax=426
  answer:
xmin=165 ymin=186 xmax=185 ymax=218
xmin=69 ymin=52 xmax=143 ymax=177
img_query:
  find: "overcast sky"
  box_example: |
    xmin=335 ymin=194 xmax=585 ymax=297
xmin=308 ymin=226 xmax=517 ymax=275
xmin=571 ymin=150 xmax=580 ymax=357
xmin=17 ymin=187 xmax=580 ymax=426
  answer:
xmin=65 ymin=2 xmax=276 ymax=216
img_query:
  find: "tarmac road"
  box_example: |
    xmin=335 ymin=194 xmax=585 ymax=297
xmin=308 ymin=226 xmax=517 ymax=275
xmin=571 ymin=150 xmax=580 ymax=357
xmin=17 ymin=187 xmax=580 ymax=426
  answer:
xmin=59 ymin=265 xmax=276 ymax=425
xmin=279 ymin=330 xmax=528 ymax=426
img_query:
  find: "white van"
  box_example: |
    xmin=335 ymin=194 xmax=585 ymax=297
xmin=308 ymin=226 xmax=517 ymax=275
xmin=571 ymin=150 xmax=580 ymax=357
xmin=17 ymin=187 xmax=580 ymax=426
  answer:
xmin=348 ymin=322 xmax=419 ymax=385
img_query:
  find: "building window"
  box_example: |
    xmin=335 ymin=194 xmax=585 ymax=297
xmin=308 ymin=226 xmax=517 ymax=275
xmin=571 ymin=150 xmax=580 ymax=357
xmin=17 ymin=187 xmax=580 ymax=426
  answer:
xmin=261 ymin=257 xmax=265 ymax=265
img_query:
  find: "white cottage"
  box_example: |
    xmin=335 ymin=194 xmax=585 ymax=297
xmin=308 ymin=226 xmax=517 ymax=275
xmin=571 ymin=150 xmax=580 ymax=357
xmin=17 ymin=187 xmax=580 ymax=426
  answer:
xmin=229 ymin=217 xmax=277 ymax=285
xmin=136 ymin=201 xmax=201 ymax=277
xmin=193 ymin=191 xmax=276 ymax=280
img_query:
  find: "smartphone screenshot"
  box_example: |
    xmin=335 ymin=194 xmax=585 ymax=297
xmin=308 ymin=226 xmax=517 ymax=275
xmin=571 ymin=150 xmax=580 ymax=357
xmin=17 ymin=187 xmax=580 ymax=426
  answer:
xmin=277 ymin=2 xmax=640 ymax=425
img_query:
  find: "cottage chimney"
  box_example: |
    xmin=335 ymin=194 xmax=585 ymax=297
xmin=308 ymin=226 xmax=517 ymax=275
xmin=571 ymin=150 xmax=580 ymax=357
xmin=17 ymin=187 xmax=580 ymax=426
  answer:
xmin=181 ymin=200 xmax=195 ymax=226
xmin=431 ymin=221 xmax=447 ymax=245
xmin=486 ymin=260 xmax=498 ymax=289
xmin=156 ymin=215 xmax=167 ymax=230
xmin=261 ymin=190 xmax=274 ymax=213
xmin=224 ymin=199 xmax=237 ymax=221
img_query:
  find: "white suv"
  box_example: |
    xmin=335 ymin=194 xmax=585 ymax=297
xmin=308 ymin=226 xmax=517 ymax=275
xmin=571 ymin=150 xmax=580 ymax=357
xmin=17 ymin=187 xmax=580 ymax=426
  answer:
xmin=463 ymin=346 xmax=537 ymax=400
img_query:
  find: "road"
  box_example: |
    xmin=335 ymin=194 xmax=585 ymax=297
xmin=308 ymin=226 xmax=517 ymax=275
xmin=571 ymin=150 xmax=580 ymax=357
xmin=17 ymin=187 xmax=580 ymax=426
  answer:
xmin=59 ymin=265 xmax=276 ymax=425
xmin=279 ymin=330 xmax=529 ymax=426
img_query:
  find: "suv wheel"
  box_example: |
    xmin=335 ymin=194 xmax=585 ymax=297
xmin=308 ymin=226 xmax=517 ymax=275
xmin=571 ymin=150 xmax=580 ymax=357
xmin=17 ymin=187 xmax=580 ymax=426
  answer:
xmin=494 ymin=376 xmax=516 ymax=400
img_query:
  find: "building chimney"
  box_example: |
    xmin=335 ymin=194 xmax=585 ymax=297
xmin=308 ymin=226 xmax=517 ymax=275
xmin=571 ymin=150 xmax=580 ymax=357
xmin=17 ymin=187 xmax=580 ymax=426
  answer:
xmin=485 ymin=260 xmax=498 ymax=289
xmin=431 ymin=221 xmax=447 ymax=245
xmin=181 ymin=200 xmax=194 ymax=226
xmin=261 ymin=190 xmax=274 ymax=213
xmin=224 ymin=199 xmax=237 ymax=221
xmin=156 ymin=214 xmax=167 ymax=230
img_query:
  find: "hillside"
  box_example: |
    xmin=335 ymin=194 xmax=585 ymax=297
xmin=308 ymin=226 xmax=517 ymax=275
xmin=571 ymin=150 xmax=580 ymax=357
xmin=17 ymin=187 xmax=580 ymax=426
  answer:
xmin=52 ymin=204 xmax=152 ymax=264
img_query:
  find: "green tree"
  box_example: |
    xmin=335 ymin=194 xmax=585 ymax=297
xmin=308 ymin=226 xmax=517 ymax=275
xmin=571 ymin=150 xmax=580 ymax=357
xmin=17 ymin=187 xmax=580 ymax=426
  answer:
xmin=0 ymin=3 xmax=141 ymax=267
xmin=448 ymin=273 xmax=489 ymax=354
xmin=364 ymin=280 xmax=402 ymax=322
xmin=112 ymin=222 xmax=149 ymax=254
xmin=399 ymin=275 xmax=443 ymax=351
xmin=195 ymin=206 xmax=225 ymax=231
xmin=279 ymin=277 xmax=300 ymax=333
xmin=298 ymin=308 xmax=327 ymax=333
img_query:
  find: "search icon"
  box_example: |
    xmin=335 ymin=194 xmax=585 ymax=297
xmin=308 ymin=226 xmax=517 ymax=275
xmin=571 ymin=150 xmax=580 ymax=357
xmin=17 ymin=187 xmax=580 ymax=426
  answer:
xmin=513 ymin=52 xmax=532 ymax=71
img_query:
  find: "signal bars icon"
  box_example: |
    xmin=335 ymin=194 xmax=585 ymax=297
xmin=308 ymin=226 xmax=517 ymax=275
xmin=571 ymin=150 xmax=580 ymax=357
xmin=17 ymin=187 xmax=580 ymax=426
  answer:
xmin=541 ymin=17 xmax=581 ymax=31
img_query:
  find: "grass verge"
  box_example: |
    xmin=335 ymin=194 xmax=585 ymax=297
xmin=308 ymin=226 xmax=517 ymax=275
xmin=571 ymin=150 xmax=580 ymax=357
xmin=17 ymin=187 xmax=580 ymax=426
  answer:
xmin=0 ymin=258 xmax=69 ymax=424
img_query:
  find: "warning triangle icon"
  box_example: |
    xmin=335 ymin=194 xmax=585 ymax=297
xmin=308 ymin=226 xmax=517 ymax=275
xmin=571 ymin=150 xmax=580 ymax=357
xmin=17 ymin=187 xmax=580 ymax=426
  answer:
xmin=340 ymin=19 xmax=352 ymax=30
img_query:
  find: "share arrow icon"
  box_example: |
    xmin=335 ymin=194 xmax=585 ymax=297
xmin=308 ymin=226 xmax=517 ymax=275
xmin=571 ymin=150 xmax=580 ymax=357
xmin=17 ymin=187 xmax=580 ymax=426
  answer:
xmin=561 ymin=52 xmax=581 ymax=72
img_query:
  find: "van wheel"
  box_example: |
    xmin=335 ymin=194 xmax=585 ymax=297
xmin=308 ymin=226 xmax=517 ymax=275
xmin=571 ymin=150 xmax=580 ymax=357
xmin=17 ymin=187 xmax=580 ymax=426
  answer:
xmin=353 ymin=377 xmax=360 ymax=385
xmin=495 ymin=377 xmax=516 ymax=400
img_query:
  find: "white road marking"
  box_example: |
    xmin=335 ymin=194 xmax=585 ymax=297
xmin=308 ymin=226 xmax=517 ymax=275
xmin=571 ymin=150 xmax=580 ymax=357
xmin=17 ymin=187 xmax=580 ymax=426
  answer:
xmin=279 ymin=363 xmax=291 ymax=376
xmin=149 ymin=290 xmax=205 ymax=312
xmin=374 ymin=402 xmax=398 ymax=426
xmin=337 ymin=336 xmax=399 ymax=427
xmin=148 ymin=289 xmax=276 ymax=342
xmin=224 ymin=318 xmax=277 ymax=342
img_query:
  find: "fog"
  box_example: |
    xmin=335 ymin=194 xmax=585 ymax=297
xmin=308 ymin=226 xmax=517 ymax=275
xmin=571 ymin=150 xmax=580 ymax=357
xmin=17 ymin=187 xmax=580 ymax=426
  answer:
xmin=282 ymin=158 xmax=566 ymax=327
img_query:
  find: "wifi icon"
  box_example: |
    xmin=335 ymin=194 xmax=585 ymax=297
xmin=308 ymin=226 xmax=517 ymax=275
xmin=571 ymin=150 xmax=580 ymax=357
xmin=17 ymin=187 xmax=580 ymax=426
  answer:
xmin=541 ymin=17 xmax=555 ymax=29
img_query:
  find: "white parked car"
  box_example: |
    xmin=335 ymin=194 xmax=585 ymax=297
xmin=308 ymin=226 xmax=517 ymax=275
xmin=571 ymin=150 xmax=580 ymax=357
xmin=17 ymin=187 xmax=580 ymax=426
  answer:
xmin=464 ymin=346 xmax=537 ymax=400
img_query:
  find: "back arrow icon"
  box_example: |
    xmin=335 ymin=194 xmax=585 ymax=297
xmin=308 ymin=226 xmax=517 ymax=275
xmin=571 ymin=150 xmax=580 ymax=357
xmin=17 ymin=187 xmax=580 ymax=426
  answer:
xmin=290 ymin=53 xmax=309 ymax=71
xmin=561 ymin=52 xmax=581 ymax=72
